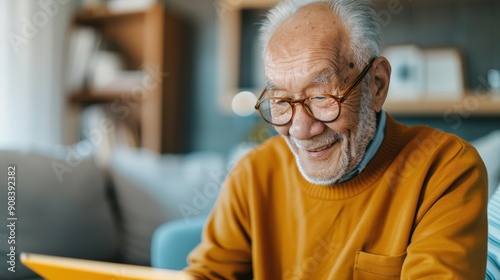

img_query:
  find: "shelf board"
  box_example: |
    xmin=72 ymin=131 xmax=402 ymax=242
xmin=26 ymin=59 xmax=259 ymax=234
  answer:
xmin=384 ymin=96 xmax=500 ymax=116
xmin=74 ymin=7 xmax=147 ymax=24
xmin=69 ymin=91 xmax=144 ymax=103
xmin=238 ymin=0 xmax=279 ymax=8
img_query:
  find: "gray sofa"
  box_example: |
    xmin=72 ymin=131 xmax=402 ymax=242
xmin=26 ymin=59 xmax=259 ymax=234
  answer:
xmin=0 ymin=143 xmax=226 ymax=280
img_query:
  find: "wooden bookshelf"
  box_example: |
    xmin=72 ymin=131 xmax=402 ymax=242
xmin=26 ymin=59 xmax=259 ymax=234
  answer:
xmin=68 ymin=4 xmax=186 ymax=153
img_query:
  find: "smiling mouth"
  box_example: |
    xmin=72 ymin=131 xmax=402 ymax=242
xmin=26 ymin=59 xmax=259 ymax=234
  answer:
xmin=306 ymin=141 xmax=337 ymax=153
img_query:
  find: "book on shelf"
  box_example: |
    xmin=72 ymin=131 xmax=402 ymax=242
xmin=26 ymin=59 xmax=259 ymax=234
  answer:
xmin=80 ymin=104 xmax=140 ymax=169
xmin=66 ymin=27 xmax=102 ymax=93
xmin=89 ymin=68 xmax=147 ymax=93
xmin=106 ymin=0 xmax=157 ymax=13
xmin=67 ymin=22 xmax=143 ymax=95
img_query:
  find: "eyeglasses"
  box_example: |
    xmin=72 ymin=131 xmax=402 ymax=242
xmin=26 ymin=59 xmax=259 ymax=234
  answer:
xmin=254 ymin=57 xmax=377 ymax=126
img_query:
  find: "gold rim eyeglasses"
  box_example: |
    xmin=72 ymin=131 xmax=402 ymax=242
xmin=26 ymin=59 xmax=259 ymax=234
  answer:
xmin=254 ymin=57 xmax=377 ymax=126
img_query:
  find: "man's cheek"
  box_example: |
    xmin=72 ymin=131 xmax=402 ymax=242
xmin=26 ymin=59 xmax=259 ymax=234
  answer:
xmin=274 ymin=125 xmax=289 ymax=136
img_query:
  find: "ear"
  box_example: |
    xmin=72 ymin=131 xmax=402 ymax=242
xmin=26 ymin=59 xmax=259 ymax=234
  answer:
xmin=370 ymin=57 xmax=391 ymax=113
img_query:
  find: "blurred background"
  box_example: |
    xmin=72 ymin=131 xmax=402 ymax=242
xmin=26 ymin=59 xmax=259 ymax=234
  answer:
xmin=0 ymin=0 xmax=500 ymax=277
xmin=0 ymin=0 xmax=499 ymax=156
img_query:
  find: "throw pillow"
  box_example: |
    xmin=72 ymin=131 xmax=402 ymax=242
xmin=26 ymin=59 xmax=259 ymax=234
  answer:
xmin=110 ymin=148 xmax=225 ymax=266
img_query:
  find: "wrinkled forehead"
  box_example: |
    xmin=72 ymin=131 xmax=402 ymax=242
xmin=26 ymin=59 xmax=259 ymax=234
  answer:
xmin=264 ymin=2 xmax=352 ymax=76
xmin=264 ymin=2 xmax=352 ymax=86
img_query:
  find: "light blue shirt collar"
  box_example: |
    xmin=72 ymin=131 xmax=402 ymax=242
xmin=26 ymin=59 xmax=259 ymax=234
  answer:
xmin=338 ymin=110 xmax=387 ymax=183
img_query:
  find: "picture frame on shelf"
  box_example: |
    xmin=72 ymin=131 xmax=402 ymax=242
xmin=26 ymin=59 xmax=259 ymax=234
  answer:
xmin=383 ymin=44 xmax=426 ymax=102
xmin=423 ymin=47 xmax=465 ymax=101
xmin=383 ymin=45 xmax=466 ymax=102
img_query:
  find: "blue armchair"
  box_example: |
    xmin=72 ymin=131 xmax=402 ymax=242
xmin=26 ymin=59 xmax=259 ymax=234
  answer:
xmin=151 ymin=214 xmax=207 ymax=270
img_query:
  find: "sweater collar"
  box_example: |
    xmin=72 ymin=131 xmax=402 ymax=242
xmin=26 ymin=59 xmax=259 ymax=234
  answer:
xmin=296 ymin=113 xmax=405 ymax=200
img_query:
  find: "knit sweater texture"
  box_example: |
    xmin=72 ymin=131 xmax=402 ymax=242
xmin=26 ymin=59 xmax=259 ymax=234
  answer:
xmin=185 ymin=114 xmax=488 ymax=279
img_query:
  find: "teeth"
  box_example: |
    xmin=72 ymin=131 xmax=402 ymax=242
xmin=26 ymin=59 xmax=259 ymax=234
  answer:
xmin=309 ymin=143 xmax=334 ymax=152
xmin=292 ymin=135 xmax=340 ymax=153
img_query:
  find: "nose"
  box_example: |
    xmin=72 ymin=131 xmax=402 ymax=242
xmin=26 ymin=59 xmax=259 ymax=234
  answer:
xmin=287 ymin=104 xmax=325 ymax=140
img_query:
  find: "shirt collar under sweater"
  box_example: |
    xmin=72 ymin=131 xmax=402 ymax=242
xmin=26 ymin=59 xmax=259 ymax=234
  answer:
xmin=337 ymin=110 xmax=387 ymax=183
xmin=296 ymin=113 xmax=404 ymax=200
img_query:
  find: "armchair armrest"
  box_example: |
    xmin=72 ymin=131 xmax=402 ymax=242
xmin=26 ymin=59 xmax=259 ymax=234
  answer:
xmin=151 ymin=215 xmax=207 ymax=270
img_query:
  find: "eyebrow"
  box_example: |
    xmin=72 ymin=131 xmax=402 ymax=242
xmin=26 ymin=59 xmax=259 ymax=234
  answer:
xmin=311 ymin=70 xmax=335 ymax=85
xmin=264 ymin=69 xmax=335 ymax=91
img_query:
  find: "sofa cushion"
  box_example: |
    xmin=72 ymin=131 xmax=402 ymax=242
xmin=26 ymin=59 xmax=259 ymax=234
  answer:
xmin=0 ymin=143 xmax=118 ymax=280
xmin=110 ymin=148 xmax=225 ymax=266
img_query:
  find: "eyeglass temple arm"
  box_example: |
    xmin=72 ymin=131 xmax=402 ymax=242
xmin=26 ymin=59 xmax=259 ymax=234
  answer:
xmin=339 ymin=57 xmax=377 ymax=103
xmin=254 ymin=88 xmax=268 ymax=109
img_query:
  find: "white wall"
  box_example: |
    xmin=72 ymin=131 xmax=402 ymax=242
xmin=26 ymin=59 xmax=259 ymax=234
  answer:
xmin=0 ymin=0 xmax=78 ymax=148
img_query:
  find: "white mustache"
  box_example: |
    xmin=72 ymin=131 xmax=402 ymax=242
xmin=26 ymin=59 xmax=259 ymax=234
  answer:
xmin=291 ymin=131 xmax=343 ymax=151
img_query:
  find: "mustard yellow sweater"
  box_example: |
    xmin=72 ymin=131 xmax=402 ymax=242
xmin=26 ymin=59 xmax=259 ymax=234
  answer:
xmin=185 ymin=115 xmax=488 ymax=279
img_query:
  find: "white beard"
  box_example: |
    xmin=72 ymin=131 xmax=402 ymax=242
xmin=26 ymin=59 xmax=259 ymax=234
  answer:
xmin=284 ymin=86 xmax=377 ymax=185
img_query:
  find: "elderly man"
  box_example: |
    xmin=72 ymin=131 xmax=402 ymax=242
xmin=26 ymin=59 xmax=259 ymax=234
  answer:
xmin=185 ymin=0 xmax=488 ymax=279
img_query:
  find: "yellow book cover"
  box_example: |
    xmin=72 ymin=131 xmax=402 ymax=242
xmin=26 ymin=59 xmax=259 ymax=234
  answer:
xmin=20 ymin=252 xmax=192 ymax=280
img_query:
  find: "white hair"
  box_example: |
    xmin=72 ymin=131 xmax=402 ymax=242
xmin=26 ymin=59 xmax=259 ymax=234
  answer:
xmin=260 ymin=0 xmax=381 ymax=68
